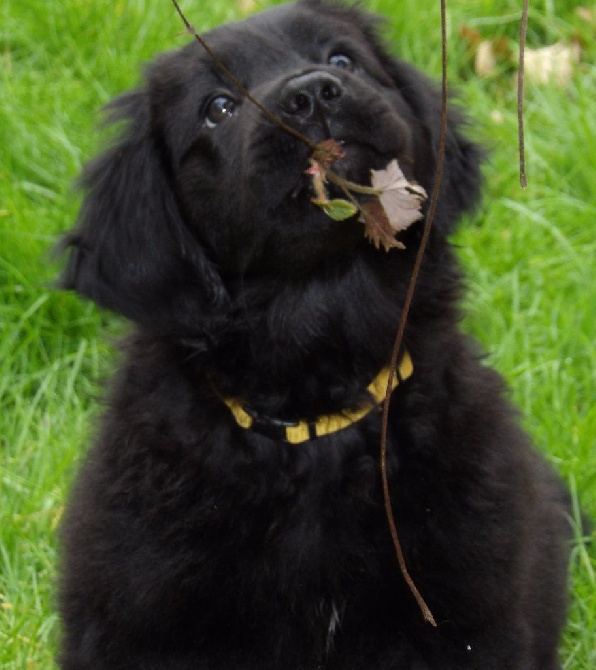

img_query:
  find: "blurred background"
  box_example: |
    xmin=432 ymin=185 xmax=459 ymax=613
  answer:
xmin=1 ymin=1 xmax=594 ymax=667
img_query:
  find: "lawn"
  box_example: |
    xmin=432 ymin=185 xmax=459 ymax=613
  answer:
xmin=1 ymin=0 xmax=594 ymax=667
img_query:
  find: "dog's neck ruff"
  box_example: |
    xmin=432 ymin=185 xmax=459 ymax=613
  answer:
xmin=220 ymin=352 xmax=413 ymax=444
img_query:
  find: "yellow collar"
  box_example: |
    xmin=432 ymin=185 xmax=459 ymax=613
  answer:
xmin=220 ymin=352 xmax=413 ymax=444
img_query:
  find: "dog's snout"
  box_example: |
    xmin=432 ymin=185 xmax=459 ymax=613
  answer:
xmin=279 ymin=71 xmax=344 ymax=119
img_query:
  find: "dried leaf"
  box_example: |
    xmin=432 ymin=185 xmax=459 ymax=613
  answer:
xmin=492 ymin=37 xmax=513 ymax=60
xmin=360 ymin=199 xmax=406 ymax=251
xmin=575 ymin=7 xmax=593 ymax=24
xmin=460 ymin=25 xmax=482 ymax=49
xmin=460 ymin=27 xmax=513 ymax=78
xmin=522 ymin=41 xmax=581 ymax=86
xmin=369 ymin=160 xmax=427 ymax=239
xmin=307 ymin=152 xmax=425 ymax=252
xmin=311 ymin=139 xmax=346 ymax=169
xmin=475 ymin=40 xmax=497 ymax=77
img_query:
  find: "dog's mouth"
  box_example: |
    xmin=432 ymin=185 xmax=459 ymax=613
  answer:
xmin=272 ymin=134 xmax=427 ymax=257
xmin=239 ymin=121 xmax=420 ymax=270
xmin=289 ymin=139 xmax=405 ymax=216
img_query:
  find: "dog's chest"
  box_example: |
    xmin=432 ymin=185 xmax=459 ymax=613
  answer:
xmin=231 ymin=452 xmax=385 ymax=620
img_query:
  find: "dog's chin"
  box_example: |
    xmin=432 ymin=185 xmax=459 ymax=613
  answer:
xmin=254 ymin=211 xmax=366 ymax=276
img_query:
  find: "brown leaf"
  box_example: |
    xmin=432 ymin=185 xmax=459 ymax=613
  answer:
xmin=522 ymin=41 xmax=581 ymax=87
xmin=492 ymin=37 xmax=513 ymax=60
xmin=575 ymin=7 xmax=593 ymax=24
xmin=460 ymin=27 xmax=513 ymax=78
xmin=360 ymin=199 xmax=406 ymax=251
xmin=311 ymin=139 xmax=345 ymax=169
xmin=460 ymin=25 xmax=482 ymax=50
xmin=307 ymin=154 xmax=425 ymax=251
xmin=475 ymin=40 xmax=497 ymax=77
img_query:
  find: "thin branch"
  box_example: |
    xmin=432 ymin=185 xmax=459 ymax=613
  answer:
xmin=518 ymin=0 xmax=529 ymax=188
xmin=171 ymin=0 xmax=443 ymax=625
xmin=327 ymin=172 xmax=381 ymax=196
xmin=378 ymin=0 xmax=452 ymax=628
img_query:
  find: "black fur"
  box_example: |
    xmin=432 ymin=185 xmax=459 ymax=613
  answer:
xmin=58 ymin=1 xmax=572 ymax=668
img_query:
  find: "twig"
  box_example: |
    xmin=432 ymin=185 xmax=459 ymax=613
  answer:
xmin=518 ymin=0 xmax=529 ymax=188
xmin=170 ymin=0 xmax=441 ymax=625
xmin=378 ymin=0 xmax=453 ymax=628
xmin=327 ymin=172 xmax=381 ymax=196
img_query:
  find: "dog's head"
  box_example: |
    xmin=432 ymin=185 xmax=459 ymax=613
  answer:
xmin=60 ymin=0 xmax=481 ymax=337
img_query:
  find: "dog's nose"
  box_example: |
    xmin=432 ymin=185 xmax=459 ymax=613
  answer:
xmin=279 ymin=71 xmax=344 ymax=119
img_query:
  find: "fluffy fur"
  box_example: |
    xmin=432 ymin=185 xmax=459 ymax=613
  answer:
xmin=58 ymin=1 xmax=572 ymax=668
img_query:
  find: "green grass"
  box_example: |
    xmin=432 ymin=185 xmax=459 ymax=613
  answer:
xmin=1 ymin=0 xmax=594 ymax=667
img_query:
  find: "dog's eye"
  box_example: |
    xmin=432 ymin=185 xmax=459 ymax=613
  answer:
xmin=205 ymin=96 xmax=237 ymax=128
xmin=328 ymin=53 xmax=353 ymax=71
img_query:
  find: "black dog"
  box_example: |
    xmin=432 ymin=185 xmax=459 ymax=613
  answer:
xmin=58 ymin=1 xmax=572 ymax=668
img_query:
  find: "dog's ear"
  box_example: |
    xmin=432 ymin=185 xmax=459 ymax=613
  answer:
xmin=59 ymin=90 xmax=229 ymax=337
xmin=384 ymin=59 xmax=483 ymax=234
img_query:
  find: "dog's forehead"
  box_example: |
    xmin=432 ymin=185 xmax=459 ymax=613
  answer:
xmin=237 ymin=1 xmax=361 ymax=40
xmin=196 ymin=3 xmax=368 ymax=78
